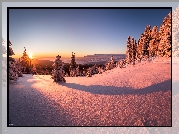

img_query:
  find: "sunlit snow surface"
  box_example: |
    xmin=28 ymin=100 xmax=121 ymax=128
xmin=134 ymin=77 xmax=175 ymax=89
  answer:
xmin=8 ymin=58 xmax=171 ymax=127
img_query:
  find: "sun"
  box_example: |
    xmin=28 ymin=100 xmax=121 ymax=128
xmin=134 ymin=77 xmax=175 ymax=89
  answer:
xmin=28 ymin=52 xmax=33 ymax=59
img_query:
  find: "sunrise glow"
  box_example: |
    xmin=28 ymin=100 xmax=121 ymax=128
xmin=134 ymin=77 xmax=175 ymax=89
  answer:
xmin=28 ymin=52 xmax=33 ymax=59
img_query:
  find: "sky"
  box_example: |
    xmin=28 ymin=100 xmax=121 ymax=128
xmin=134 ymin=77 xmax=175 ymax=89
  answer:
xmin=9 ymin=8 xmax=171 ymax=59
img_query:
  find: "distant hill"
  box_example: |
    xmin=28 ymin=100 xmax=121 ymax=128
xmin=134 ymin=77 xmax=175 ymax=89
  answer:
xmin=33 ymin=59 xmax=53 ymax=67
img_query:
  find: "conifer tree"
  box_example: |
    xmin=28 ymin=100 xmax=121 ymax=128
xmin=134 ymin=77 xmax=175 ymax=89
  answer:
xmin=51 ymin=55 xmax=66 ymax=82
xmin=126 ymin=36 xmax=132 ymax=64
xmin=20 ymin=47 xmax=31 ymax=74
xmin=126 ymin=12 xmax=171 ymax=62
xmin=76 ymin=65 xmax=80 ymax=76
xmin=105 ymin=55 xmax=115 ymax=70
xmin=131 ymin=37 xmax=137 ymax=65
xmin=148 ymin=26 xmax=160 ymax=58
xmin=69 ymin=52 xmax=77 ymax=77
xmin=172 ymin=6 xmax=179 ymax=57
xmin=15 ymin=58 xmax=23 ymax=77
xmin=9 ymin=40 xmax=18 ymax=81
xmin=86 ymin=67 xmax=92 ymax=77
xmin=158 ymin=12 xmax=171 ymax=57
xmin=142 ymin=24 xmax=151 ymax=58
xmin=136 ymin=37 xmax=143 ymax=61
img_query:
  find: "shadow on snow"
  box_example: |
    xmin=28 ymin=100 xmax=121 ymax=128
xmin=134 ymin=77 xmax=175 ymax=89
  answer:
xmin=59 ymin=79 xmax=171 ymax=95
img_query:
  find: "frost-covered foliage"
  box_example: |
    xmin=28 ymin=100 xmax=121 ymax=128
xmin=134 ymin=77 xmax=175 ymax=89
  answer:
xmin=126 ymin=11 xmax=171 ymax=64
xmin=15 ymin=59 xmax=23 ymax=77
xmin=105 ymin=55 xmax=115 ymax=70
xmin=51 ymin=55 xmax=66 ymax=82
xmin=158 ymin=12 xmax=171 ymax=57
xmin=69 ymin=52 xmax=77 ymax=77
xmin=2 ymin=37 xmax=7 ymax=85
xmin=172 ymin=6 xmax=179 ymax=57
xmin=9 ymin=40 xmax=18 ymax=81
xmin=20 ymin=47 xmax=31 ymax=74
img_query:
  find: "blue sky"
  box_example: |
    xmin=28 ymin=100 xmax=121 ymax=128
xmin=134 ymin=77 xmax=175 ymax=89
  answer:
xmin=9 ymin=8 xmax=171 ymax=59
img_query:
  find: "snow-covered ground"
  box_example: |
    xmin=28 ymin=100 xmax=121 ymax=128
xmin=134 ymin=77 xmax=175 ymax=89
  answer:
xmin=9 ymin=57 xmax=171 ymax=126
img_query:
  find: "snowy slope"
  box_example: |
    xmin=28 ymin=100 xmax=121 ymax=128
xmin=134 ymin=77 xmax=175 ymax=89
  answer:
xmin=9 ymin=57 xmax=171 ymax=126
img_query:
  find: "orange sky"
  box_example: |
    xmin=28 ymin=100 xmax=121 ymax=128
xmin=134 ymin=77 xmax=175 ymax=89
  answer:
xmin=13 ymin=52 xmax=87 ymax=60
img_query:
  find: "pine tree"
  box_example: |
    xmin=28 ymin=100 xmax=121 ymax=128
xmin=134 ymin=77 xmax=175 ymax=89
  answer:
xmin=105 ymin=55 xmax=115 ymax=70
xmin=117 ymin=59 xmax=126 ymax=69
xmin=172 ymin=6 xmax=179 ymax=57
xmin=15 ymin=58 xmax=23 ymax=77
xmin=51 ymin=55 xmax=66 ymax=82
xmin=20 ymin=47 xmax=31 ymax=74
xmin=86 ymin=67 xmax=92 ymax=77
xmin=126 ymin=36 xmax=132 ymax=64
xmin=136 ymin=37 xmax=143 ymax=61
xmin=148 ymin=26 xmax=160 ymax=58
xmin=32 ymin=64 xmax=37 ymax=75
xmin=131 ymin=37 xmax=137 ymax=65
xmin=158 ymin=12 xmax=171 ymax=57
xmin=126 ymin=11 xmax=171 ymax=62
xmin=76 ymin=65 xmax=80 ymax=76
xmin=9 ymin=40 xmax=18 ymax=81
xmin=69 ymin=52 xmax=77 ymax=77
xmin=142 ymin=24 xmax=152 ymax=58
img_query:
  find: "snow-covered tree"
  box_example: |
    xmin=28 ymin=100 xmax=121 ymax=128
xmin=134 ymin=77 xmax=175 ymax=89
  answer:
xmin=20 ymin=47 xmax=31 ymax=74
xmin=51 ymin=55 xmax=66 ymax=82
xmin=2 ymin=37 xmax=7 ymax=85
xmin=97 ymin=66 xmax=102 ymax=74
xmin=142 ymin=24 xmax=151 ymax=58
xmin=126 ymin=11 xmax=171 ymax=62
xmin=126 ymin=36 xmax=137 ymax=65
xmin=9 ymin=40 xmax=18 ymax=81
xmin=15 ymin=58 xmax=23 ymax=77
xmin=172 ymin=6 xmax=179 ymax=57
xmin=82 ymin=68 xmax=86 ymax=76
xmin=131 ymin=37 xmax=137 ymax=65
xmin=126 ymin=36 xmax=132 ymax=64
xmin=69 ymin=52 xmax=77 ymax=77
xmin=65 ymin=72 xmax=69 ymax=77
xmin=32 ymin=64 xmax=37 ymax=75
xmin=105 ymin=55 xmax=115 ymax=70
xmin=158 ymin=12 xmax=171 ymax=57
xmin=117 ymin=59 xmax=126 ymax=69
xmin=2 ymin=37 xmax=6 ymax=55
xmin=86 ymin=67 xmax=92 ymax=77
xmin=92 ymin=64 xmax=98 ymax=74
xmin=136 ymin=38 xmax=143 ymax=61
xmin=148 ymin=26 xmax=160 ymax=58
xmin=76 ymin=65 xmax=80 ymax=76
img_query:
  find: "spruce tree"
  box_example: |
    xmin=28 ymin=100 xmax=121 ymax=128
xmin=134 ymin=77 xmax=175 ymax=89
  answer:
xmin=172 ymin=6 xmax=179 ymax=57
xmin=158 ymin=12 xmax=171 ymax=57
xmin=20 ymin=47 xmax=31 ymax=74
xmin=86 ymin=67 xmax=92 ymax=77
xmin=9 ymin=40 xmax=18 ymax=81
xmin=142 ymin=24 xmax=151 ymax=58
xmin=131 ymin=37 xmax=137 ymax=65
xmin=69 ymin=52 xmax=77 ymax=77
xmin=148 ymin=26 xmax=160 ymax=58
xmin=51 ymin=55 xmax=66 ymax=82
xmin=136 ymin=37 xmax=143 ymax=61
xmin=15 ymin=58 xmax=23 ymax=77
xmin=126 ymin=36 xmax=132 ymax=64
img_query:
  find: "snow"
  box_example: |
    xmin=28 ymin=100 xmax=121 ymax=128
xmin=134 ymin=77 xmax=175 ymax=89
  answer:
xmin=9 ymin=57 xmax=171 ymax=126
